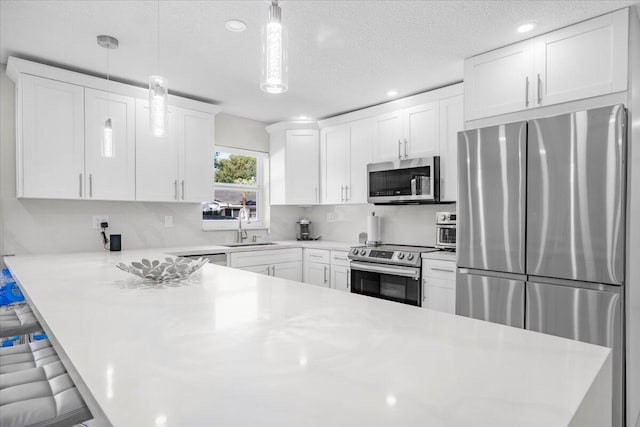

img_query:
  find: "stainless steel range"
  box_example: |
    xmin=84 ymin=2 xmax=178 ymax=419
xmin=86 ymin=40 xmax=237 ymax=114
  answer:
xmin=348 ymin=245 xmax=440 ymax=306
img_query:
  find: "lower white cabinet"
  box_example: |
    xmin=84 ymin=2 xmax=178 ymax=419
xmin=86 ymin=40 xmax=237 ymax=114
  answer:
xmin=422 ymin=258 xmax=456 ymax=313
xmin=304 ymin=249 xmax=331 ymax=287
xmin=330 ymin=251 xmax=350 ymax=292
xmin=238 ymin=261 xmax=302 ymax=281
xmin=230 ymin=249 xmax=303 ymax=282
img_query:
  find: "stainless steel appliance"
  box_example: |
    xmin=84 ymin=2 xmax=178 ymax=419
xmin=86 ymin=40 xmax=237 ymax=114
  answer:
xmin=349 ymin=244 xmax=439 ymax=306
xmin=296 ymin=217 xmax=313 ymax=241
xmin=367 ymin=157 xmax=440 ymax=204
xmin=456 ymin=104 xmax=626 ymax=427
xmin=435 ymin=212 xmax=456 ymax=250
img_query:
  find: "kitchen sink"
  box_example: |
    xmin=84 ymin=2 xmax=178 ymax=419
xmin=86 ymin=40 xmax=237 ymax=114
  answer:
xmin=222 ymin=242 xmax=278 ymax=248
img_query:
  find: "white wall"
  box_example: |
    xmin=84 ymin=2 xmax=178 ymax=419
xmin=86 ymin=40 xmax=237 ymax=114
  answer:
xmin=0 ymin=67 xmax=302 ymax=259
xmin=303 ymin=203 xmax=454 ymax=246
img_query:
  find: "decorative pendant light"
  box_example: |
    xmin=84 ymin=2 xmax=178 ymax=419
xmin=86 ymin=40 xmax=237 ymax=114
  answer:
xmin=97 ymin=35 xmax=118 ymax=158
xmin=149 ymin=0 xmax=168 ymax=136
xmin=260 ymin=0 xmax=288 ymax=94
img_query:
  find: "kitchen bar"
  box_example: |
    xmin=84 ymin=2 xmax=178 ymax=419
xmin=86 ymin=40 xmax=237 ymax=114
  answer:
xmin=5 ymin=249 xmax=612 ymax=427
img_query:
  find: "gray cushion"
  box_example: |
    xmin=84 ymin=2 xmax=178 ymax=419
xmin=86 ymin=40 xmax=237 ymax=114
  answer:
xmin=0 ymin=340 xmax=92 ymax=427
xmin=0 ymin=305 xmax=41 ymax=338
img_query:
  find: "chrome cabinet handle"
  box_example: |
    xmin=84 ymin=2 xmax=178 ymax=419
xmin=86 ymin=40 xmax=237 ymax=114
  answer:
xmin=89 ymin=174 xmax=93 ymax=198
xmin=174 ymin=180 xmax=178 ymax=200
xmin=309 ymin=254 xmax=324 ymax=258
xmin=181 ymin=180 xmax=185 ymax=200
xmin=266 ymin=266 xmax=270 ymax=275
xmin=79 ymin=173 xmax=83 ymax=198
xmin=340 ymin=185 xmax=345 ymax=202
xmin=271 ymin=265 xmax=276 ymax=276
xmin=525 ymin=76 xmax=529 ymax=107
xmin=333 ymin=256 xmax=348 ymax=261
xmin=344 ymin=185 xmax=349 ymax=202
xmin=537 ymin=73 xmax=542 ymax=104
xmin=324 ymin=266 xmax=328 ymax=283
xmin=404 ymin=139 xmax=408 ymax=158
xmin=398 ymin=139 xmax=402 ymax=159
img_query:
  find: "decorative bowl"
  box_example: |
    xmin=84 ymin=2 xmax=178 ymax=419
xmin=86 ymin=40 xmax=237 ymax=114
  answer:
xmin=116 ymin=257 xmax=208 ymax=282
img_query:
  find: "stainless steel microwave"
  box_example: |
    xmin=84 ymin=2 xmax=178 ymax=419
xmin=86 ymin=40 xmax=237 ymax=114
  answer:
xmin=367 ymin=157 xmax=440 ymax=204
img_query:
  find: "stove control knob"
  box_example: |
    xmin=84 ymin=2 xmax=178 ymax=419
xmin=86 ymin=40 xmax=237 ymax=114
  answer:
xmin=360 ymin=249 xmax=367 ymax=255
xmin=352 ymin=248 xmax=359 ymax=255
xmin=407 ymin=253 xmax=415 ymax=260
xmin=397 ymin=252 xmax=405 ymax=259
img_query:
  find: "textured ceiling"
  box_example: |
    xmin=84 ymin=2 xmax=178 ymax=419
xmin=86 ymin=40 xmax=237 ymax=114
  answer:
xmin=1 ymin=0 xmax=638 ymax=123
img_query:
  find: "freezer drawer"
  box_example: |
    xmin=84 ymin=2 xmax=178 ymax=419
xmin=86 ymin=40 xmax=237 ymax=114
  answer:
xmin=527 ymin=104 xmax=626 ymax=284
xmin=526 ymin=280 xmax=623 ymax=427
xmin=457 ymin=121 xmax=526 ymax=274
xmin=456 ymin=269 xmax=525 ymax=328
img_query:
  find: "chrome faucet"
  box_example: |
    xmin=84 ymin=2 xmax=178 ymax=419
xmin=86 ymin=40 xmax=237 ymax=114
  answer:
xmin=237 ymin=207 xmax=249 ymax=243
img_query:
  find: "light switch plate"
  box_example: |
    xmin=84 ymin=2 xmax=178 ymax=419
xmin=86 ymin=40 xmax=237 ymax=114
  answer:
xmin=92 ymin=215 xmax=109 ymax=229
xmin=164 ymin=216 xmax=173 ymax=227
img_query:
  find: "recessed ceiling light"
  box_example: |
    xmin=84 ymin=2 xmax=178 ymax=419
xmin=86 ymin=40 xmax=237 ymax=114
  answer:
xmin=517 ymin=22 xmax=537 ymax=33
xmin=225 ymin=19 xmax=246 ymax=32
xmin=387 ymin=90 xmax=398 ymax=97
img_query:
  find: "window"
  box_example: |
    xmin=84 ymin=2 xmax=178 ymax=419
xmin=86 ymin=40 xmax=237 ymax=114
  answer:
xmin=202 ymin=148 xmax=266 ymax=228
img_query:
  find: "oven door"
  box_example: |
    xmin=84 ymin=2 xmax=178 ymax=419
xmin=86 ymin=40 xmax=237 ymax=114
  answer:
xmin=436 ymin=224 xmax=456 ymax=249
xmin=350 ymin=261 xmax=421 ymax=306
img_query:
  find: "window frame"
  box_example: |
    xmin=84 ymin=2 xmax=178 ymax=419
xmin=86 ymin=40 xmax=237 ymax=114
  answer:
xmin=202 ymin=146 xmax=268 ymax=231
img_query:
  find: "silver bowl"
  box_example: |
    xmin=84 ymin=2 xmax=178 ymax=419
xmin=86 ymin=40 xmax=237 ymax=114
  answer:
xmin=116 ymin=257 xmax=208 ymax=282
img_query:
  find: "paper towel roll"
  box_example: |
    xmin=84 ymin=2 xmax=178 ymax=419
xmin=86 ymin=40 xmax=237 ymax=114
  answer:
xmin=367 ymin=214 xmax=380 ymax=244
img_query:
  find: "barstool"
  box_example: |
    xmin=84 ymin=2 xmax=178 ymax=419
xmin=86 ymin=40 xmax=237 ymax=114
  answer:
xmin=0 ymin=339 xmax=92 ymax=426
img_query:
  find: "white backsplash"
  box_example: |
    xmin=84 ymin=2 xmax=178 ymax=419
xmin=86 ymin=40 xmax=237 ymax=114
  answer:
xmin=302 ymin=203 xmax=456 ymax=246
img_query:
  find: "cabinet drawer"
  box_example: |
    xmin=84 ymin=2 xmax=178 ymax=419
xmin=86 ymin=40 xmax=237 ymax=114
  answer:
xmin=423 ymin=276 xmax=455 ymax=291
xmin=230 ymin=248 xmax=302 ymax=268
xmin=304 ymin=248 xmax=330 ymax=264
xmin=422 ymin=259 xmax=456 ymax=280
xmin=330 ymin=251 xmax=350 ymax=267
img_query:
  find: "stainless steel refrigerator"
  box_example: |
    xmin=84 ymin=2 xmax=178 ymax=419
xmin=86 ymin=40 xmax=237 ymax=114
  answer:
xmin=456 ymin=104 xmax=626 ymax=426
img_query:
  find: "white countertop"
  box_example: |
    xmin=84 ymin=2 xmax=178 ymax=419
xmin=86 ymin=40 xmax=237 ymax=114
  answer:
xmin=168 ymin=240 xmax=356 ymax=257
xmin=5 ymin=250 xmax=611 ymax=427
xmin=421 ymin=250 xmax=457 ymax=262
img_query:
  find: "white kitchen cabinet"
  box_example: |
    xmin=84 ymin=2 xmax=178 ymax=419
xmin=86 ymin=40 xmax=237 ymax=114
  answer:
xmin=320 ymin=119 xmax=373 ymax=205
xmin=269 ymin=129 xmax=320 ymax=205
xmin=230 ymin=248 xmax=303 ymax=282
xmin=303 ymin=249 xmax=331 ymax=287
xmin=464 ymin=39 xmax=535 ymax=121
xmin=84 ymin=89 xmax=135 ymax=201
xmin=272 ymin=262 xmax=303 ymax=281
xmin=330 ymin=251 xmax=350 ymax=292
xmin=438 ymin=95 xmax=464 ymax=202
xmin=422 ymin=259 xmax=456 ymax=313
xmin=136 ymin=100 xmax=214 ymax=202
xmin=533 ymin=8 xmax=628 ymax=107
xmin=374 ymin=102 xmax=439 ymax=161
xmin=18 ymin=74 xmax=85 ymax=199
xmin=464 ymin=8 xmax=628 ymax=121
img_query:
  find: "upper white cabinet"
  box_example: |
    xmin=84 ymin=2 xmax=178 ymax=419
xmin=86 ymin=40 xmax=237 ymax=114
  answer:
xmin=374 ymin=102 xmax=439 ymax=162
xmin=269 ymin=128 xmax=320 ymax=205
xmin=464 ymin=8 xmax=628 ymax=121
xmin=84 ymin=89 xmax=136 ymax=201
xmin=8 ymin=57 xmax=220 ymax=203
xmin=438 ymin=95 xmax=464 ymax=202
xmin=18 ymin=75 xmax=85 ymax=199
xmin=320 ymin=119 xmax=373 ymax=204
xmin=136 ymin=101 xmax=214 ymax=203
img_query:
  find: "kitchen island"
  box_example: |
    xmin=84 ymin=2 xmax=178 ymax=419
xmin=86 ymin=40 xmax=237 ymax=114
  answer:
xmin=4 ymin=249 xmax=612 ymax=427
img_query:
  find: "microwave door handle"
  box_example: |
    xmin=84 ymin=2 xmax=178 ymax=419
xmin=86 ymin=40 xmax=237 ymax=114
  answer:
xmin=350 ymin=261 xmax=419 ymax=279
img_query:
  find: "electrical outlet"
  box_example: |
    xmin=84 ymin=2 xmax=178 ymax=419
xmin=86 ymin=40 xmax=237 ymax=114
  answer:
xmin=164 ymin=216 xmax=173 ymax=227
xmin=92 ymin=215 xmax=109 ymax=230
xmin=327 ymin=212 xmax=335 ymax=223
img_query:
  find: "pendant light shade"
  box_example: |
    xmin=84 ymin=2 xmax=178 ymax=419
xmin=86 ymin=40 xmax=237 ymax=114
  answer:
xmin=149 ymin=0 xmax=168 ymax=136
xmin=149 ymin=75 xmax=168 ymax=137
xmin=102 ymin=118 xmax=114 ymax=158
xmin=261 ymin=1 xmax=288 ymax=94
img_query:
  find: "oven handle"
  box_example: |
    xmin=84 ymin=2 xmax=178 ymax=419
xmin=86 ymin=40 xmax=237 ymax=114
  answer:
xmin=350 ymin=261 xmax=420 ymax=279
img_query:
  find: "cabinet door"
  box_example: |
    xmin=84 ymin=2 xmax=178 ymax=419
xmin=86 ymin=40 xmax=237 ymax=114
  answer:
xmin=347 ymin=119 xmax=373 ymax=204
xmin=331 ymin=265 xmax=350 ymax=292
xmin=534 ymin=8 xmax=628 ymax=107
xmin=20 ymin=75 xmax=85 ymax=199
xmin=423 ymin=281 xmax=455 ymax=313
xmin=177 ymin=108 xmax=215 ymax=203
xmin=321 ymin=125 xmax=348 ymax=204
xmin=239 ymin=264 xmax=271 ymax=276
xmin=464 ymin=39 xmax=534 ymax=121
xmin=84 ymin=89 xmax=135 ymax=201
xmin=285 ymin=130 xmax=319 ymax=204
xmin=135 ymin=100 xmax=179 ymax=202
xmin=305 ymin=261 xmax=330 ymax=287
xmin=403 ymin=102 xmax=439 ymax=159
xmin=373 ymin=111 xmax=403 ymax=161
xmin=438 ymin=95 xmax=464 ymax=202
xmin=273 ymin=262 xmax=302 ymax=282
